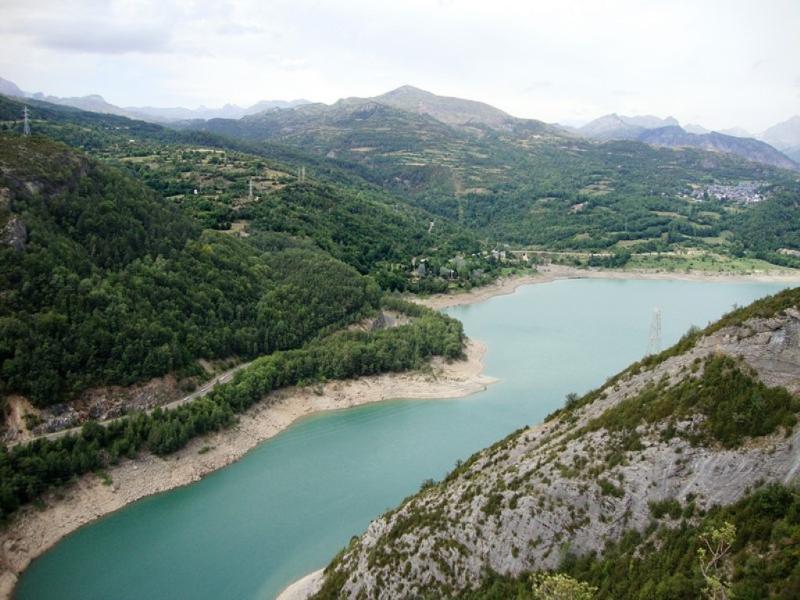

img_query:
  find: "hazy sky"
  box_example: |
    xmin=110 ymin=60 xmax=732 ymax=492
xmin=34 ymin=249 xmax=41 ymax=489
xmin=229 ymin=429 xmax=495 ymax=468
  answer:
xmin=1 ymin=0 xmax=798 ymax=131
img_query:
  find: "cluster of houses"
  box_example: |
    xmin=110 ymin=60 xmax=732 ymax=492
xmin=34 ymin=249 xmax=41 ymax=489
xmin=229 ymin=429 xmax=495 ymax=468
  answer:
xmin=687 ymin=181 xmax=766 ymax=204
xmin=411 ymin=249 xmax=520 ymax=281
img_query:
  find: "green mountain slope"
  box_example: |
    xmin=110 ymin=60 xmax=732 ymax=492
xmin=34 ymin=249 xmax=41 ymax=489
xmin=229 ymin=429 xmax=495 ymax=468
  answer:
xmin=0 ymin=134 xmax=377 ymax=406
xmin=0 ymin=94 xmax=514 ymax=292
xmin=0 ymin=297 xmax=466 ymax=521
xmin=184 ymin=88 xmax=800 ymax=264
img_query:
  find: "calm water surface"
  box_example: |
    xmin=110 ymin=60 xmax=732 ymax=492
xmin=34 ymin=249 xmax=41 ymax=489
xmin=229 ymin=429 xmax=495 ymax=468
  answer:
xmin=16 ymin=279 xmax=787 ymax=599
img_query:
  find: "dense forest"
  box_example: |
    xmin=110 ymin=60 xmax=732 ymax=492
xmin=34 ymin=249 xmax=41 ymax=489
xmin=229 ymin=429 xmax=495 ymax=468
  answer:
xmin=0 ymin=297 xmax=464 ymax=520
xmin=0 ymin=134 xmax=379 ymax=405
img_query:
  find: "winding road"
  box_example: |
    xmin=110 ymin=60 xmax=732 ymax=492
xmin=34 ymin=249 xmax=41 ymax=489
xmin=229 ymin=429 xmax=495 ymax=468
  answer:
xmin=10 ymin=360 xmax=254 ymax=447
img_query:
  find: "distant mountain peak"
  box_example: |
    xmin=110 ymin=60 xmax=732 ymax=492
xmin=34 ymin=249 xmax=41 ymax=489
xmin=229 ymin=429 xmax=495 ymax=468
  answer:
xmin=638 ymin=126 xmax=798 ymax=171
xmin=372 ymin=85 xmax=511 ymax=128
xmin=385 ymin=84 xmax=430 ymax=95
xmin=761 ymin=115 xmax=800 ymax=154
xmin=0 ymin=77 xmax=24 ymax=98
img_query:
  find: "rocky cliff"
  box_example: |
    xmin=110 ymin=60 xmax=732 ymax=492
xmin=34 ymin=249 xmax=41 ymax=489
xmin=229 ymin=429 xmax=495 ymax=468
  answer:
xmin=310 ymin=289 xmax=800 ymax=598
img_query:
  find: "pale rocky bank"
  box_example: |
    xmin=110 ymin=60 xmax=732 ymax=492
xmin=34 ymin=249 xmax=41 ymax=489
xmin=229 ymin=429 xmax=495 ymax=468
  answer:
xmin=0 ymin=339 xmax=495 ymax=599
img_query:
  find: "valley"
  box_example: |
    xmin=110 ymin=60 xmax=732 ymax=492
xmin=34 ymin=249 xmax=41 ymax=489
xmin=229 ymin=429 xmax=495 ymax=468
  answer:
xmin=9 ymin=278 xmax=787 ymax=600
xmin=1 ymin=68 xmax=799 ymax=600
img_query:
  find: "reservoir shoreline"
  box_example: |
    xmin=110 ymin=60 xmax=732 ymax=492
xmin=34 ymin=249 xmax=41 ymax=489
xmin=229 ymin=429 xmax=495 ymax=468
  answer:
xmin=0 ymin=340 xmax=495 ymax=599
xmin=5 ymin=267 xmax=799 ymax=599
xmin=417 ymin=264 xmax=800 ymax=310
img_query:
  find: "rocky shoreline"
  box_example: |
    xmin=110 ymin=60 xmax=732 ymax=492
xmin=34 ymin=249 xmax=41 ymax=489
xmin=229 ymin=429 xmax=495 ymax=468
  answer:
xmin=0 ymin=339 xmax=495 ymax=600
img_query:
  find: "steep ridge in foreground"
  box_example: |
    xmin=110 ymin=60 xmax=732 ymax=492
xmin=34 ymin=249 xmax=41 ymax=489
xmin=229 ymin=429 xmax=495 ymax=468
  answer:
xmin=308 ymin=287 xmax=800 ymax=598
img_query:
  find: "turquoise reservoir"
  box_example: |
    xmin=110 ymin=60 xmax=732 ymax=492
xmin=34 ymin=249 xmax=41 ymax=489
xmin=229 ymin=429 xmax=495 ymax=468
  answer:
xmin=15 ymin=279 xmax=787 ymax=599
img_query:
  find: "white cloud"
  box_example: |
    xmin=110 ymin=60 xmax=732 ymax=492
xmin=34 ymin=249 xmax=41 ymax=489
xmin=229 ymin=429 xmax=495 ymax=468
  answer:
xmin=0 ymin=0 xmax=797 ymax=130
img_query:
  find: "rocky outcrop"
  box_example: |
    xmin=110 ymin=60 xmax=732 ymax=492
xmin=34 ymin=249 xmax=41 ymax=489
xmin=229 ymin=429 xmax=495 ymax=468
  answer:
xmin=2 ymin=375 xmax=186 ymax=445
xmin=1 ymin=217 xmax=26 ymax=251
xmin=0 ymin=187 xmax=25 ymax=251
xmin=312 ymin=308 xmax=800 ymax=598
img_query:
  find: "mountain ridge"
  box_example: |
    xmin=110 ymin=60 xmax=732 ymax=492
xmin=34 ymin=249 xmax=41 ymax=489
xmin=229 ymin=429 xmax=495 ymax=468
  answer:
xmin=372 ymin=84 xmax=514 ymax=129
xmin=637 ymin=125 xmax=799 ymax=171
xmin=577 ymin=112 xmax=798 ymax=170
xmin=5 ymin=73 xmax=798 ymax=170
xmin=0 ymin=76 xmax=311 ymax=123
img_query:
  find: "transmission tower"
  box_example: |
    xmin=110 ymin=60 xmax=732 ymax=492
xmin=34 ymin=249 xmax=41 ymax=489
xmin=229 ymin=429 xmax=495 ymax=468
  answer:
xmin=248 ymin=178 xmax=253 ymax=202
xmin=647 ymin=307 xmax=662 ymax=355
xmin=22 ymin=106 xmax=30 ymax=136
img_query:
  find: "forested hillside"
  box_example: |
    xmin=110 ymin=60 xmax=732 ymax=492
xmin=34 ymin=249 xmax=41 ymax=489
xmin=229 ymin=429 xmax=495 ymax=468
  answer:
xmin=0 ymin=134 xmax=378 ymax=406
xmin=0 ymin=107 xmax=490 ymax=523
xmin=0 ymin=298 xmax=465 ymax=520
xmin=0 ymin=94 xmax=517 ymax=292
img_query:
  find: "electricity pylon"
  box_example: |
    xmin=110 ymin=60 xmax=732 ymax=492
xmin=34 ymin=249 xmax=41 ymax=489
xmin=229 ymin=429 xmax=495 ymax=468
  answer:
xmin=647 ymin=307 xmax=662 ymax=355
xmin=23 ymin=106 xmax=30 ymax=136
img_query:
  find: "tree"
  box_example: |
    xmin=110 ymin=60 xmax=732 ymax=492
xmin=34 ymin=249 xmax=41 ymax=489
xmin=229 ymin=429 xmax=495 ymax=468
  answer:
xmin=530 ymin=573 xmax=596 ymax=600
xmin=697 ymin=522 xmax=736 ymax=600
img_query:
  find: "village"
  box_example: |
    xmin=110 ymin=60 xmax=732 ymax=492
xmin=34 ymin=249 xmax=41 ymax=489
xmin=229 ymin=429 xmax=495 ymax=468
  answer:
xmin=687 ymin=180 xmax=767 ymax=203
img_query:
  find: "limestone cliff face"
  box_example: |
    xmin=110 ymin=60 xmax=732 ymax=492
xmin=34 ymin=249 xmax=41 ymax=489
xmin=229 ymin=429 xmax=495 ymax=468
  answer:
xmin=313 ymin=307 xmax=800 ymax=598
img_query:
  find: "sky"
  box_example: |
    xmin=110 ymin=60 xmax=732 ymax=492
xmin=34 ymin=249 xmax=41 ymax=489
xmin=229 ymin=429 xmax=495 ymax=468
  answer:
xmin=0 ymin=0 xmax=798 ymax=131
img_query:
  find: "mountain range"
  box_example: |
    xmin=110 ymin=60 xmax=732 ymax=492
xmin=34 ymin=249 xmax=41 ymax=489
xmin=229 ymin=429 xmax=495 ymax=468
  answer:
xmin=4 ymin=75 xmax=798 ymax=169
xmin=3 ymin=82 xmax=800 ymax=265
xmin=187 ymin=84 xmax=798 ymax=172
xmin=0 ymin=76 xmax=310 ymax=123
xmin=577 ymin=111 xmax=800 ymax=168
